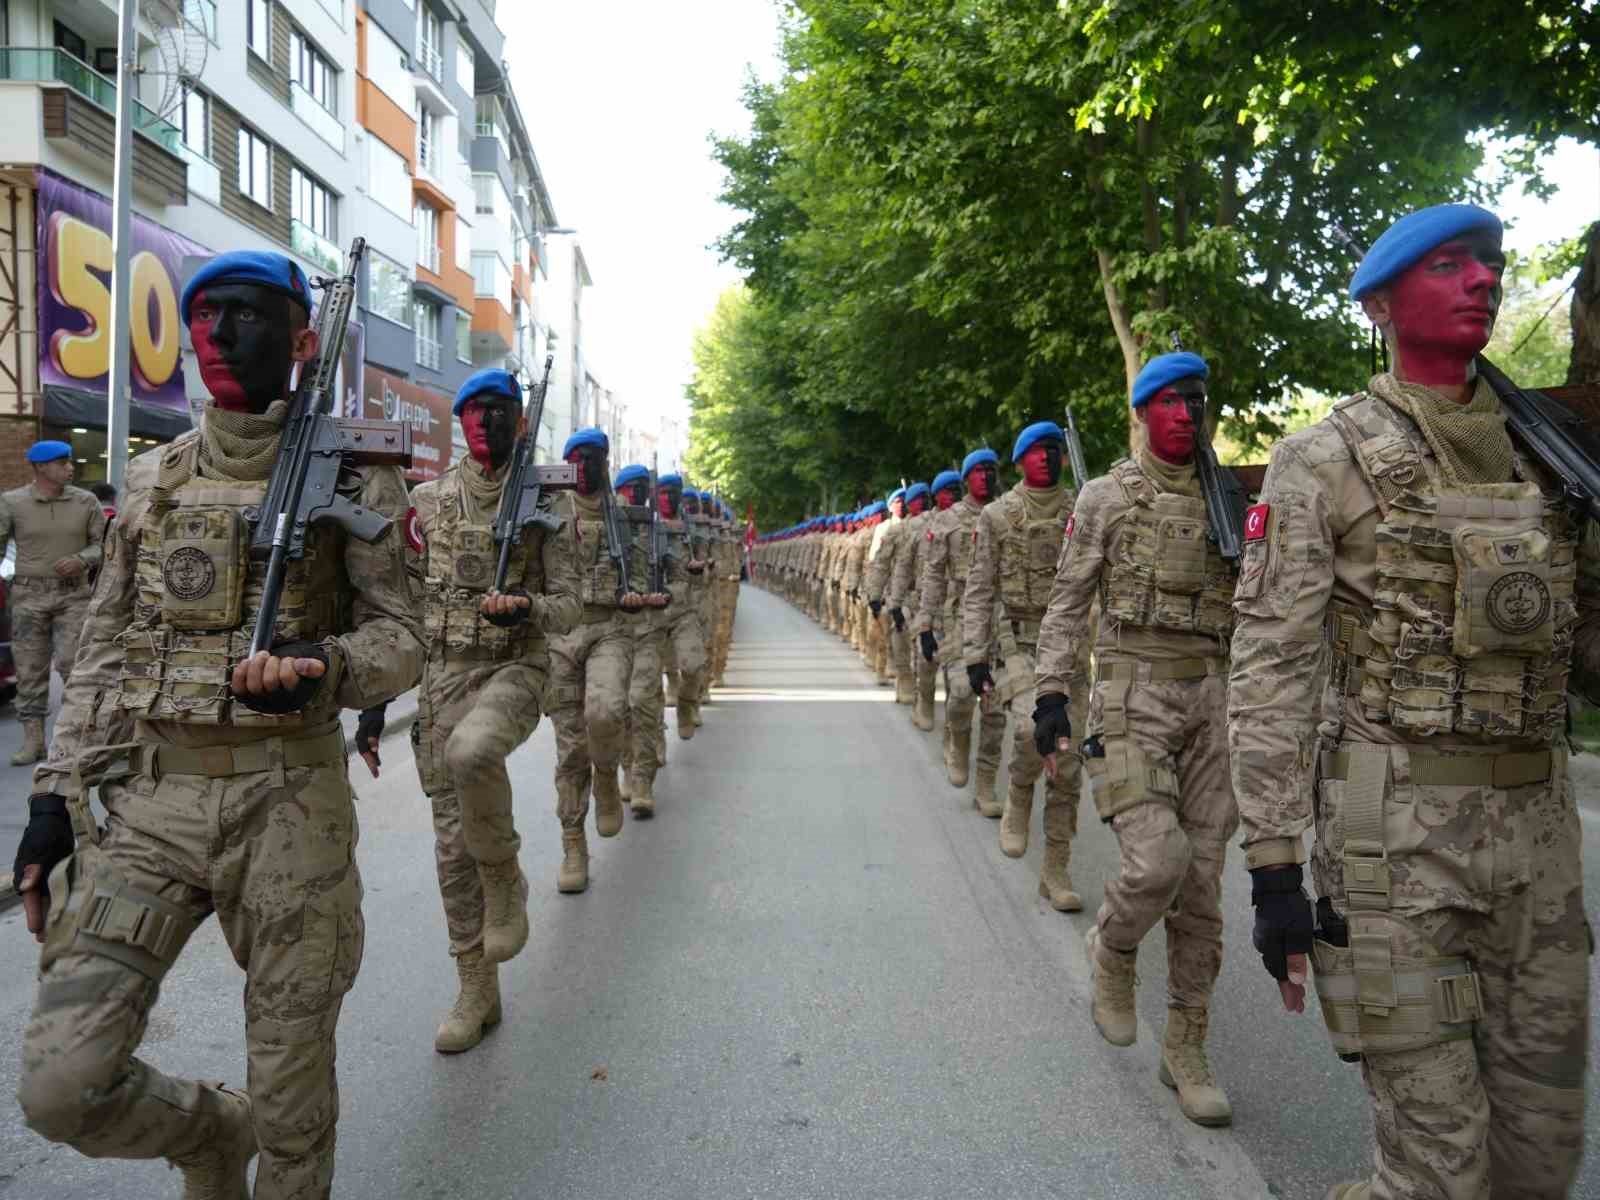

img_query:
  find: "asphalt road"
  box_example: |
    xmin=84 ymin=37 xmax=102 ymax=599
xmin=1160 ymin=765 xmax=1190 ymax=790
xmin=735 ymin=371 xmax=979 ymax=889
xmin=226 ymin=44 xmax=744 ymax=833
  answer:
xmin=1 ymin=585 xmax=1597 ymax=1199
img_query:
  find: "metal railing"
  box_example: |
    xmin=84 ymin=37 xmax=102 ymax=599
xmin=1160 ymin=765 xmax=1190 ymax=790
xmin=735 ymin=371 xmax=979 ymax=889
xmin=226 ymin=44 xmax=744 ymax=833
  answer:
xmin=177 ymin=142 xmax=221 ymax=203
xmin=0 ymin=47 xmax=183 ymax=153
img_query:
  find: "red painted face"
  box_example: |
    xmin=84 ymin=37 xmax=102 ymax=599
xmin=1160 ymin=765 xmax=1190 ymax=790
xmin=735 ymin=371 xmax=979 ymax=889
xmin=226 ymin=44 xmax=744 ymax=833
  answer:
xmin=1019 ymin=441 xmax=1062 ymax=488
xmin=934 ymin=487 xmax=956 ymax=511
xmin=1377 ymin=233 xmax=1504 ymax=387
xmin=966 ymin=464 xmax=996 ymax=501
xmin=188 ymin=284 xmax=297 ymax=412
xmin=1141 ymin=384 xmax=1199 ymax=464
xmin=657 ymin=487 xmax=677 ymax=518
xmin=907 ymin=494 xmax=927 ymax=516
xmin=460 ymin=396 xmax=519 ymax=469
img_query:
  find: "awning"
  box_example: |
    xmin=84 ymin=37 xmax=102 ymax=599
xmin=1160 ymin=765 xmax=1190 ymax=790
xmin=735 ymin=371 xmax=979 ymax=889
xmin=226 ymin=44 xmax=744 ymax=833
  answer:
xmin=43 ymin=385 xmax=193 ymax=441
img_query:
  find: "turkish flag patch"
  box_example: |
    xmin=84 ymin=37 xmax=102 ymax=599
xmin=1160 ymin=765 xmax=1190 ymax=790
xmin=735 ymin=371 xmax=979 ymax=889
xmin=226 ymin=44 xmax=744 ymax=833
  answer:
xmin=926 ymin=530 xmax=935 ymax=542
xmin=405 ymin=507 xmax=425 ymax=554
xmin=1244 ymin=503 xmax=1270 ymax=542
xmin=1063 ymin=514 xmax=1075 ymax=541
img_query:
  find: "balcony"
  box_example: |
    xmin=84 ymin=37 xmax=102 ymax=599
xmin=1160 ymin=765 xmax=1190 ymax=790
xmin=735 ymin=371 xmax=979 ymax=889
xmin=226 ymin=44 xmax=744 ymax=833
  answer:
xmin=291 ymin=219 xmax=341 ymax=275
xmin=416 ymin=42 xmax=444 ymax=83
xmin=290 ymin=81 xmax=343 ymax=152
xmin=419 ymin=242 xmax=442 ymax=275
xmin=178 ymin=143 xmax=220 ymax=204
xmin=0 ymin=47 xmax=182 ymax=153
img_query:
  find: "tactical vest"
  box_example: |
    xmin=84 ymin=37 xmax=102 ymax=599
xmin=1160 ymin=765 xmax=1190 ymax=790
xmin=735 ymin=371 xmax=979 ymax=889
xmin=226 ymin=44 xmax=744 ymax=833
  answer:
xmin=572 ymin=498 xmax=623 ymax=608
xmin=113 ymin=438 xmax=341 ymax=727
xmin=1326 ymin=397 xmax=1576 ymax=743
xmin=1100 ymin=459 xmax=1236 ymax=638
xmin=996 ymin=488 xmax=1068 ymax=621
xmin=421 ymin=475 xmax=540 ymax=659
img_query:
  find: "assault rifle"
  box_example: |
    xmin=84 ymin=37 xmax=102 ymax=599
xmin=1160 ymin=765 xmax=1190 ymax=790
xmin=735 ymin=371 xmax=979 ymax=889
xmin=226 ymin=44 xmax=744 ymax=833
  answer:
xmin=250 ymin=238 xmax=412 ymax=656
xmin=600 ymin=480 xmax=634 ymax=603
xmin=1170 ymin=334 xmax=1247 ymax=563
xmin=492 ymin=354 xmax=575 ymax=592
xmin=1063 ymin=405 xmax=1090 ymax=491
xmin=646 ymin=453 xmax=672 ymax=595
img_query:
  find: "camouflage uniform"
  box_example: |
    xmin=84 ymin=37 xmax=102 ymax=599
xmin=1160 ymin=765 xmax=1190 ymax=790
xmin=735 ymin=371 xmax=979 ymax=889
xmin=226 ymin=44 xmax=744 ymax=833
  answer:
xmin=843 ymin=523 xmax=871 ymax=657
xmin=1228 ymin=375 xmax=1600 ymax=1199
xmin=867 ymin=510 xmax=915 ymax=701
xmin=411 ymin=457 xmax=580 ymax=956
xmin=963 ymin=479 xmax=1085 ymax=869
xmin=0 ymin=482 xmax=105 ymax=719
xmin=891 ymin=506 xmax=937 ymax=726
xmin=919 ymin=494 xmax=1007 ymax=805
xmin=17 ymin=419 xmax=422 ymax=1199
xmin=711 ymin=517 xmax=741 ymax=684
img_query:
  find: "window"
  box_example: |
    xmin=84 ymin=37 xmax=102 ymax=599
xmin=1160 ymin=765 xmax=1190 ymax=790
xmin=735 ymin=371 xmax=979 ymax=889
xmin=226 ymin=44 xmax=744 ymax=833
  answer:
xmin=416 ymin=301 xmax=441 ymax=370
xmin=247 ymin=0 xmax=270 ymax=60
xmin=292 ymin=167 xmax=334 ymax=238
xmin=472 ymin=173 xmax=494 ymax=216
xmin=456 ymin=311 xmax=471 ymax=362
xmin=237 ymin=126 xmax=272 ymax=208
xmin=364 ymin=19 xmax=412 ymax=108
xmin=415 ymin=202 xmax=439 ymax=272
xmin=414 ymin=102 xmax=440 ymax=175
xmin=472 ymin=252 xmax=511 ymax=308
xmin=368 ymin=251 xmax=412 ymax=328
xmin=417 ymin=6 xmax=442 ymax=79
xmin=455 ymin=214 xmax=472 ymax=272
xmin=53 ymin=21 xmax=87 ymax=62
xmin=456 ymin=39 xmax=475 ymax=92
xmin=290 ymin=31 xmax=335 ymax=113
xmin=366 ymin=138 xmax=411 ymax=219
xmin=180 ymin=86 xmax=209 ymax=157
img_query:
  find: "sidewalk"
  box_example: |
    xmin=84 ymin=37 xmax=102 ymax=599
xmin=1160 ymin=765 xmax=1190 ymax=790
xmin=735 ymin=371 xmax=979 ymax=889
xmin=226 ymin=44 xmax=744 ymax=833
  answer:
xmin=0 ymin=688 xmax=419 ymax=913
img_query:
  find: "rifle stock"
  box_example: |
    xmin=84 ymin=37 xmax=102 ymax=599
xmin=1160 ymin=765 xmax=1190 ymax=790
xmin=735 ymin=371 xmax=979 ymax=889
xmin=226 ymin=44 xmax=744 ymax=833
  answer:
xmin=1476 ymin=356 xmax=1600 ymax=522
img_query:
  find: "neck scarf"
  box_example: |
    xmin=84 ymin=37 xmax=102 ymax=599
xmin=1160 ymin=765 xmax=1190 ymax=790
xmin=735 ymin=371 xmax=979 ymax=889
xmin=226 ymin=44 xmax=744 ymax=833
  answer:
xmin=1136 ymin=442 xmax=1202 ymax=498
xmin=1369 ymin=372 xmax=1514 ymax=487
xmin=200 ymin=401 xmax=287 ymax=482
xmin=460 ymin=455 xmax=504 ymax=522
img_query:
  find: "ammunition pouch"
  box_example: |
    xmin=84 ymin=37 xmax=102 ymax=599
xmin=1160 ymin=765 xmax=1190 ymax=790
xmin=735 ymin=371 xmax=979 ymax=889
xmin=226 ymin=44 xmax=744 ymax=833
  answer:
xmin=40 ymin=851 xmax=197 ymax=982
xmin=1084 ymin=676 xmax=1179 ymax=821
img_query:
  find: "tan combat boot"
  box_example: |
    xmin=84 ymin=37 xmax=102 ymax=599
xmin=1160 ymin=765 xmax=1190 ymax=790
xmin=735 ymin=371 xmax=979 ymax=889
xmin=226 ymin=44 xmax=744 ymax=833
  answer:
xmin=655 ymin=721 xmax=668 ymax=766
xmin=617 ymin=760 xmax=632 ymax=803
xmin=1325 ymin=1184 xmax=1371 ymax=1200
xmin=1158 ymin=1006 xmax=1232 ymax=1126
xmin=894 ymin=672 xmax=914 ymax=705
xmin=912 ymin=689 xmax=935 ymax=731
xmin=169 ymin=1085 xmax=256 ymax=1200
xmin=630 ymin=770 xmax=655 ymax=818
xmin=1038 ymin=838 xmax=1083 ymax=911
xmin=974 ymin=766 xmax=1002 ymax=817
xmin=10 ymin=718 xmax=45 ymax=766
xmin=664 ymin=673 xmax=678 ymax=707
xmin=1085 ymin=925 xmax=1138 ymax=1047
xmin=558 ymin=827 xmax=589 ymax=893
xmin=677 ymin=700 xmax=699 ymax=740
xmin=998 ymin=782 xmax=1033 ymax=857
xmin=434 ymin=951 xmax=502 ymax=1054
xmin=478 ymin=858 xmax=530 ymax=963
xmin=593 ymin=767 xmax=624 ymax=837
xmin=945 ymin=726 xmax=971 ymax=789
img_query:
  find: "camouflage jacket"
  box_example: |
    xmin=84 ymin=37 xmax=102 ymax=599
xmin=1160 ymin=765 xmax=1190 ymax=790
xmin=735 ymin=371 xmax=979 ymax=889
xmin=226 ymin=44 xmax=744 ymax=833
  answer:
xmin=863 ymin=514 xmax=905 ymax=601
xmin=888 ymin=509 xmax=933 ymax=612
xmin=917 ymin=496 xmax=982 ymax=639
xmin=962 ymin=480 xmax=1076 ymax=665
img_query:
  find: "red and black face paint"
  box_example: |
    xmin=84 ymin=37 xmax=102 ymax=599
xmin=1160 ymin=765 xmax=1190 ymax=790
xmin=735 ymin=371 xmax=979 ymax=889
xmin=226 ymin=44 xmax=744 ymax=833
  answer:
xmin=461 ymin=395 xmax=520 ymax=470
xmin=967 ymin=464 xmax=998 ymax=502
xmin=565 ymin=444 xmax=609 ymax=496
xmin=1380 ymin=232 xmax=1505 ymax=387
xmin=1142 ymin=380 xmax=1202 ymax=465
xmin=187 ymin=283 xmax=299 ymax=412
xmin=658 ymin=486 xmax=679 ymax=518
xmin=1019 ymin=441 xmax=1062 ymax=488
xmin=620 ymin=479 xmax=649 ymax=505
xmin=934 ymin=485 xmax=959 ymax=510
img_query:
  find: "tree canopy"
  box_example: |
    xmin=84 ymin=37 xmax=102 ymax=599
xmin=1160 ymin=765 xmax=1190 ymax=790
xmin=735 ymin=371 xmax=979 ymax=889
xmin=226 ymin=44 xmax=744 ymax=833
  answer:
xmin=688 ymin=0 xmax=1600 ymax=528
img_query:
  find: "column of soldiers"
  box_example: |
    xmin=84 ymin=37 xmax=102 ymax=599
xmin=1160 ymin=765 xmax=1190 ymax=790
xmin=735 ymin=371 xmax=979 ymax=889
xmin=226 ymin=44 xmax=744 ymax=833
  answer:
xmin=752 ymin=202 xmax=1597 ymax=1199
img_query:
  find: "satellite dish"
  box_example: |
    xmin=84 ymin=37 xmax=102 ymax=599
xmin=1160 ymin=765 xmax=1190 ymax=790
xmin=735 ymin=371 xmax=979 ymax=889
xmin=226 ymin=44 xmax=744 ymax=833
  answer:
xmin=138 ymin=0 xmax=211 ymax=124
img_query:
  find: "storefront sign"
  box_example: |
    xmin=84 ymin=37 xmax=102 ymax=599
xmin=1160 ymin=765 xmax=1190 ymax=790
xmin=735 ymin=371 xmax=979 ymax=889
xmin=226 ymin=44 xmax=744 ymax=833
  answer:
xmin=361 ymin=366 xmax=452 ymax=482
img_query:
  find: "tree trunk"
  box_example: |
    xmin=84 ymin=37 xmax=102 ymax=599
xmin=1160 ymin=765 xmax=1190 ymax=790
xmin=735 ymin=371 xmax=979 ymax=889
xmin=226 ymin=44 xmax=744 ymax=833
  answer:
xmin=1097 ymin=248 xmax=1142 ymax=448
xmin=1568 ymin=221 xmax=1600 ymax=386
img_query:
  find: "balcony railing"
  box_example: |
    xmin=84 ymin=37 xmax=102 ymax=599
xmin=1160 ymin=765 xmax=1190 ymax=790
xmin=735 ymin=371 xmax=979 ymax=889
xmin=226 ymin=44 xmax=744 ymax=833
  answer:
xmin=178 ymin=143 xmax=221 ymax=204
xmin=291 ymin=219 xmax=342 ymax=275
xmin=416 ymin=42 xmax=443 ymax=82
xmin=418 ymin=336 xmax=441 ymax=371
xmin=290 ymin=81 xmax=343 ymax=151
xmin=0 ymin=47 xmax=183 ymax=153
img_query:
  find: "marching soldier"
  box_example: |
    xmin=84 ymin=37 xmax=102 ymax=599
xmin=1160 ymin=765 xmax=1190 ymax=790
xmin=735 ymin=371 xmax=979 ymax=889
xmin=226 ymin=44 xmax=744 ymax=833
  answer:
xmin=865 ymin=490 xmax=905 ymax=687
xmin=401 ymin=368 xmax=581 ymax=1053
xmin=711 ymin=501 xmax=742 ymax=685
xmin=890 ymin=480 xmax=940 ymax=729
xmin=1232 ymin=204 xmax=1599 ymax=1199
xmin=657 ymin=473 xmax=710 ymax=739
xmin=0 ymin=441 xmax=106 ymax=764
xmin=963 ymin=422 xmax=1086 ymax=910
xmin=10 ymin=250 xmax=423 ymax=1197
xmin=919 ymin=450 xmax=1007 ymax=814
xmin=1033 ymin=351 xmax=1239 ymax=1126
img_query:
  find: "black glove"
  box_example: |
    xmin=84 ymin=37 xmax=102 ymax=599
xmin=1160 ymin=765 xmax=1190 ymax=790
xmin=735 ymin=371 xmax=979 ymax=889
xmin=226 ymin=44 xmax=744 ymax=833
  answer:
xmin=14 ymin=793 xmax=74 ymax=907
xmin=919 ymin=630 xmax=938 ymax=662
xmin=869 ymin=599 xmax=883 ymax=618
xmin=1250 ymin=865 xmax=1316 ymax=982
xmin=356 ymin=705 xmax=386 ymax=761
xmin=1031 ymin=692 xmax=1072 ymax=759
xmin=483 ymin=589 xmax=532 ymax=628
xmin=890 ymin=607 xmax=906 ymax=631
xmin=966 ymin=663 xmax=994 ymax=696
xmin=233 ymin=640 xmax=329 ymax=714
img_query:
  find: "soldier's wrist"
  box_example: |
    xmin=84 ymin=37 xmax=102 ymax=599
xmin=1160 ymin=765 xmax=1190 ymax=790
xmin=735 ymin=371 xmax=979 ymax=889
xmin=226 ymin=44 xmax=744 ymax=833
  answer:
xmin=1242 ymin=838 xmax=1305 ymax=870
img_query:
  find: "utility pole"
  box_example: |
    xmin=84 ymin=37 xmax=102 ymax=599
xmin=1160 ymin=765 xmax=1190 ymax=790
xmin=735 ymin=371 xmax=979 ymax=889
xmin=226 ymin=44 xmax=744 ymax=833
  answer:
xmin=105 ymin=0 xmax=138 ymax=488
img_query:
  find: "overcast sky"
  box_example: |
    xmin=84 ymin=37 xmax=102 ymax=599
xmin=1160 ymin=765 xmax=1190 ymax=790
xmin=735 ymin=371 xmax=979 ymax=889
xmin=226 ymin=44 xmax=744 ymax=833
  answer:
xmin=500 ymin=5 xmax=1597 ymax=444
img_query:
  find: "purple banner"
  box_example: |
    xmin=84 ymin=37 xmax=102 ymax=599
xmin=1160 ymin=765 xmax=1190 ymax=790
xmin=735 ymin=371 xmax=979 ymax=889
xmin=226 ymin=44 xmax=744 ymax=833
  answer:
xmin=36 ymin=169 xmax=211 ymax=410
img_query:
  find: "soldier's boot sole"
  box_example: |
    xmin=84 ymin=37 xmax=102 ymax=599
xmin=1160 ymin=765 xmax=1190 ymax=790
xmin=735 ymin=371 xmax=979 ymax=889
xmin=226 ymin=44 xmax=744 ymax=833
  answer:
xmin=1086 ymin=927 xmax=1138 ymax=1047
xmin=558 ymin=828 xmax=590 ymax=894
xmin=894 ymin=675 xmax=914 ymax=705
xmin=479 ymin=859 xmax=530 ymax=963
xmin=630 ymin=773 xmax=656 ymax=819
xmin=434 ymin=953 xmax=503 ymax=1054
xmin=1157 ymin=1056 xmax=1232 ymax=1127
xmin=677 ymin=705 xmax=698 ymax=741
xmin=974 ymin=771 xmax=1001 ymax=818
xmin=169 ymin=1085 xmax=256 ymax=1200
xmin=593 ymin=769 xmax=625 ymax=838
xmin=998 ymin=787 xmax=1033 ymax=858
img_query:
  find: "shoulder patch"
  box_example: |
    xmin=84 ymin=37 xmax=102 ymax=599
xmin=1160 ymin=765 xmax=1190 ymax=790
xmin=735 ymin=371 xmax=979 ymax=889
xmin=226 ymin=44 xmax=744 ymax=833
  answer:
xmin=1244 ymin=503 xmax=1270 ymax=542
xmin=1063 ymin=514 xmax=1075 ymax=541
xmin=405 ymin=506 xmax=425 ymax=554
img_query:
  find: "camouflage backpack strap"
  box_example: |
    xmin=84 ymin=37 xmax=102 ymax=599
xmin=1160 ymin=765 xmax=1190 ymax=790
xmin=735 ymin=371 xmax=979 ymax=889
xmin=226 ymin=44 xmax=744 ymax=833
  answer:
xmin=146 ymin=433 xmax=201 ymax=524
xmin=1108 ymin=457 xmax=1156 ymax=510
xmin=1327 ymin=395 xmax=1429 ymax=520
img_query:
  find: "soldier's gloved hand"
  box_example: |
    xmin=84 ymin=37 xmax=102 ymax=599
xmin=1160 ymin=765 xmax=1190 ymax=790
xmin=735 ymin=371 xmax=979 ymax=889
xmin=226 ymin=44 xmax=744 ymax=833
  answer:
xmin=482 ymin=589 xmax=532 ymax=627
xmin=355 ymin=705 xmax=386 ymax=778
xmin=1031 ymin=692 xmax=1072 ymax=772
xmin=966 ymin=663 xmax=994 ymax=696
xmin=869 ymin=599 xmax=883 ymax=618
xmin=232 ymin=642 xmax=329 ymax=714
xmin=15 ymin=794 xmax=74 ymax=943
xmin=919 ymin=631 xmax=938 ymax=662
xmin=890 ymin=607 xmax=906 ymax=631
xmin=1251 ymin=865 xmax=1315 ymax=1012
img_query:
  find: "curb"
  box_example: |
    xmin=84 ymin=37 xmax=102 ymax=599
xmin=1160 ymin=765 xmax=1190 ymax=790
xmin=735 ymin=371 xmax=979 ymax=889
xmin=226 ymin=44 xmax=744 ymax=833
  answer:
xmin=2 ymin=694 xmax=421 ymax=919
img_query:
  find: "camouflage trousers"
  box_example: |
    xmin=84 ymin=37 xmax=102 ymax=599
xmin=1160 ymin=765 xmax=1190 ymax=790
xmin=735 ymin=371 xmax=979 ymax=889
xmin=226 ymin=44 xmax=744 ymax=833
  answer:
xmin=18 ymin=729 xmax=361 ymax=1200
xmin=1309 ymin=742 xmax=1588 ymax=1200
xmin=10 ymin=578 xmax=90 ymax=719
xmin=887 ymin=615 xmax=912 ymax=691
xmin=943 ymin=657 xmax=1005 ymax=775
xmin=1084 ymin=669 xmax=1237 ymax=1009
xmin=548 ymin=612 xmax=635 ymax=828
xmin=1001 ymin=645 xmax=1084 ymax=843
xmin=624 ymin=621 xmax=665 ymax=787
xmin=415 ymin=653 xmax=547 ymax=957
xmin=713 ymin=579 xmax=739 ymax=676
xmin=660 ymin=607 xmax=708 ymax=709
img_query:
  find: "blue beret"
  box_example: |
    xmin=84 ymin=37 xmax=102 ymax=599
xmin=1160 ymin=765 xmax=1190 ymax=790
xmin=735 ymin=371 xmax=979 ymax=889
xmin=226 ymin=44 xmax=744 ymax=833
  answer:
xmin=1349 ymin=204 xmax=1502 ymax=300
xmin=931 ymin=469 xmax=962 ymax=494
xmin=180 ymin=251 xmax=312 ymax=326
xmin=658 ymin=473 xmax=683 ymax=489
xmin=962 ymin=448 xmax=999 ymax=476
xmin=887 ymin=487 xmax=906 ymax=505
xmin=613 ymin=464 xmax=648 ymax=491
xmin=26 ymin=440 xmax=72 ymax=464
xmin=867 ymin=501 xmax=887 ymax=516
xmin=454 ymin=368 xmax=521 ymax=416
xmin=1011 ymin=421 xmax=1064 ymax=463
xmin=1131 ymin=352 xmax=1209 ymax=409
xmin=562 ymin=427 xmax=608 ymax=457
xmin=905 ymin=482 xmax=930 ymax=503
